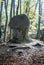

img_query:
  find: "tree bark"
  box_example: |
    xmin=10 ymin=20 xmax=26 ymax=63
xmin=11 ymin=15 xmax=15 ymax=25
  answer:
xmin=36 ymin=0 xmax=42 ymax=39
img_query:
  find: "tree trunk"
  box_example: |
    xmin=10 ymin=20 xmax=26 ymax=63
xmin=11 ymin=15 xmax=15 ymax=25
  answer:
xmin=0 ymin=2 xmax=3 ymax=40
xmin=10 ymin=0 xmax=13 ymax=40
xmin=4 ymin=0 xmax=8 ymax=42
xmin=19 ymin=0 xmax=21 ymax=14
xmin=16 ymin=0 xmax=20 ymax=15
xmin=36 ymin=0 xmax=42 ymax=39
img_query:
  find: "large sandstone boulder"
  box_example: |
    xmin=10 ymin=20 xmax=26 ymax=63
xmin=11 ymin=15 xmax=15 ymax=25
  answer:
xmin=9 ymin=14 xmax=30 ymax=42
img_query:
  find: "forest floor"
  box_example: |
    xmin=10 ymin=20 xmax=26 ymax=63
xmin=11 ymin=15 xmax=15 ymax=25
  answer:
xmin=0 ymin=37 xmax=44 ymax=65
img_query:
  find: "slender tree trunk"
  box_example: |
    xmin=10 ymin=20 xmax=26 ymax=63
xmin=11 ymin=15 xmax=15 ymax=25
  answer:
xmin=16 ymin=0 xmax=20 ymax=15
xmin=0 ymin=2 xmax=3 ymax=40
xmin=4 ymin=0 xmax=8 ymax=41
xmin=25 ymin=1 xmax=30 ymax=16
xmin=34 ymin=1 xmax=38 ymax=15
xmin=19 ymin=0 xmax=21 ymax=14
xmin=10 ymin=0 xmax=13 ymax=39
xmin=12 ymin=0 xmax=15 ymax=16
xmin=6 ymin=0 xmax=8 ymax=6
xmin=36 ymin=0 xmax=42 ymax=39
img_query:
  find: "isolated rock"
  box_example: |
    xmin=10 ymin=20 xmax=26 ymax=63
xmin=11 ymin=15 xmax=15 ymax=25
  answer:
xmin=9 ymin=14 xmax=30 ymax=42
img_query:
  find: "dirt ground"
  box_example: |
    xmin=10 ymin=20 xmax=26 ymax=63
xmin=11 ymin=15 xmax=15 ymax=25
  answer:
xmin=0 ymin=38 xmax=44 ymax=65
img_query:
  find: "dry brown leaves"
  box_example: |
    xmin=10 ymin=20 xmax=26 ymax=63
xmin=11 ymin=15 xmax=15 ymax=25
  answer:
xmin=0 ymin=52 xmax=44 ymax=65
